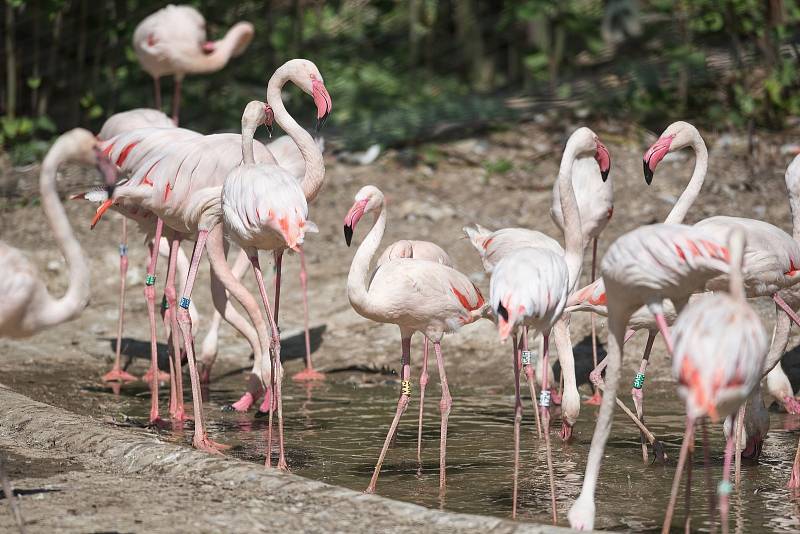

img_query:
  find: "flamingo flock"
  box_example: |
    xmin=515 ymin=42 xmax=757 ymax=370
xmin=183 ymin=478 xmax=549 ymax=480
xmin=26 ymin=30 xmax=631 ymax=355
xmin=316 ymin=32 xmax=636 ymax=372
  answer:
xmin=4 ymin=4 xmax=800 ymax=533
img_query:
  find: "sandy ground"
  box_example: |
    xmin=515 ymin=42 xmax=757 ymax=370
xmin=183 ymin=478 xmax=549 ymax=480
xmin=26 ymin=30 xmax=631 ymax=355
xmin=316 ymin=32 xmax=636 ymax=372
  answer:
xmin=1 ymin=118 xmax=800 ymax=531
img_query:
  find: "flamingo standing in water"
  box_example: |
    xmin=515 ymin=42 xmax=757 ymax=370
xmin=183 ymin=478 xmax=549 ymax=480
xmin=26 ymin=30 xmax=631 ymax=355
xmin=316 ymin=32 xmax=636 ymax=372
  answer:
xmin=344 ymin=185 xmax=486 ymax=494
xmin=662 ymin=228 xmax=767 ymax=534
xmin=551 ymin=138 xmax=614 ymax=406
xmin=375 ymin=240 xmax=453 ymax=464
xmin=487 ymin=127 xmax=606 ymax=521
xmin=0 ymin=128 xmax=116 ymax=534
xmin=567 ymin=223 xmax=731 ymax=531
xmin=465 ymin=127 xmax=612 ymax=444
xmin=133 ymin=4 xmax=254 ymax=123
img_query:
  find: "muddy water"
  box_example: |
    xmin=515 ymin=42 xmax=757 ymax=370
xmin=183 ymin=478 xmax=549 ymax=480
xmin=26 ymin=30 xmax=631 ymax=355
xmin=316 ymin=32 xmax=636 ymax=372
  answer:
xmin=8 ymin=365 xmax=800 ymax=532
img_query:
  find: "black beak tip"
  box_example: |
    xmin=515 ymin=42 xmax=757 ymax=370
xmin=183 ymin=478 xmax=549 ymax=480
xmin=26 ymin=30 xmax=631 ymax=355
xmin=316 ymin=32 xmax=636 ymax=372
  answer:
xmin=316 ymin=111 xmax=330 ymax=133
xmin=643 ymin=160 xmax=654 ymax=185
xmin=601 ymin=169 xmax=610 ymax=182
xmin=106 ymin=184 xmax=115 ymax=198
xmin=266 ymin=124 xmax=274 ymax=138
xmin=497 ymin=302 xmax=509 ymax=322
xmin=344 ymin=225 xmax=353 ymax=247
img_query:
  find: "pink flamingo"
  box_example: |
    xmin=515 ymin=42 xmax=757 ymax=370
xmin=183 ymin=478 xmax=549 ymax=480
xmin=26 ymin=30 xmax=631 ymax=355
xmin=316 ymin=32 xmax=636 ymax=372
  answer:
xmin=551 ymin=137 xmax=614 ymax=406
xmin=344 ymin=185 xmax=486 ymax=495
xmin=465 ymin=127 xmax=612 ymax=444
xmin=661 ymin=228 xmax=767 ymax=534
xmin=0 ymin=128 xmax=115 ymax=534
xmin=375 ymin=240 xmax=453 ymax=464
xmin=488 ymin=127 xmax=606 ymax=521
xmin=567 ymin=223 xmax=731 ymax=530
xmin=133 ymin=4 xmax=254 ymax=123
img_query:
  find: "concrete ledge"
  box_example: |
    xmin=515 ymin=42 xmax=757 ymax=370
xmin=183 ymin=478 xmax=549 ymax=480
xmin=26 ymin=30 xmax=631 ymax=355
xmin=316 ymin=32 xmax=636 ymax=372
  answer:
xmin=0 ymin=384 xmax=577 ymax=533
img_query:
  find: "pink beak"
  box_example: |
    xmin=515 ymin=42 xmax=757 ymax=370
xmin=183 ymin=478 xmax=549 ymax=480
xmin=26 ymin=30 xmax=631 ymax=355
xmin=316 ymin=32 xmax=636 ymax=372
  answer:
xmin=312 ymin=79 xmax=332 ymax=131
xmin=343 ymin=199 xmax=368 ymax=246
xmin=595 ymin=140 xmax=611 ymax=182
xmin=643 ymin=135 xmax=674 ymax=184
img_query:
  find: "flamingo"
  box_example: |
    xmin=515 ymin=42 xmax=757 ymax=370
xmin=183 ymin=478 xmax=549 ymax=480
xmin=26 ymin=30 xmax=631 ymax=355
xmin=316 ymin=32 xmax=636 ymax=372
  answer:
xmin=343 ymin=185 xmax=486 ymax=495
xmin=464 ymin=127 xmax=612 ymax=443
xmin=661 ymin=228 xmax=767 ymax=534
xmin=375 ymin=240 xmax=453 ymax=464
xmin=567 ymin=223 xmax=731 ymax=531
xmin=133 ymin=4 xmax=254 ymax=123
xmin=487 ymin=127 xmax=606 ymax=520
xmin=551 ymin=138 xmax=614 ymax=406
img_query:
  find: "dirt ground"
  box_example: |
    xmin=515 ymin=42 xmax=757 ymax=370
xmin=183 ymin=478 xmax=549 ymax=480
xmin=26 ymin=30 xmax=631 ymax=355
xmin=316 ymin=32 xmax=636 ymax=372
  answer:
xmin=1 ymin=118 xmax=800 ymax=531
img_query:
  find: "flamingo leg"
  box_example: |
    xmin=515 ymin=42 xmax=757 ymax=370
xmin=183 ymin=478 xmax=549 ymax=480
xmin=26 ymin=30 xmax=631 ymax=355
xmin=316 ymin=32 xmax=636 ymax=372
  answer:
xmin=144 ymin=219 xmax=165 ymax=425
xmin=417 ymin=337 xmax=429 ymax=466
xmin=734 ymin=405 xmax=746 ymax=487
xmin=292 ymin=247 xmax=324 ymax=381
xmin=662 ymin=417 xmax=694 ymax=534
xmin=250 ymin=253 xmax=287 ymax=470
xmin=366 ymin=335 xmax=412 ymax=494
xmin=103 ymin=218 xmax=136 ymax=382
xmin=153 ymin=76 xmax=161 ymax=111
xmin=631 ymin=331 xmax=656 ymax=463
xmin=684 ymin=435 xmax=694 ymax=533
xmin=653 ymin=313 xmax=674 ymax=355
xmin=511 ymin=333 xmax=523 ymax=519
xmin=175 ymin=230 xmax=227 ymax=454
xmin=540 ymin=332 xmax=558 ymax=525
xmin=433 ymin=340 xmax=451 ymax=495
xmin=164 ymin=236 xmax=187 ymax=421
xmin=588 ymin=328 xmax=636 ymax=389
xmin=702 ymin=418 xmax=716 ymax=519
xmin=586 ymin=237 xmax=602 ymax=406
xmin=273 ymin=250 xmax=282 ymax=323
xmin=171 ymin=77 xmax=181 ymax=125
xmin=521 ymin=329 xmax=543 ymax=438
xmin=719 ymin=431 xmax=736 ymax=534
xmin=773 ymin=293 xmax=800 ymax=328
xmin=788 ymin=432 xmax=800 ymax=488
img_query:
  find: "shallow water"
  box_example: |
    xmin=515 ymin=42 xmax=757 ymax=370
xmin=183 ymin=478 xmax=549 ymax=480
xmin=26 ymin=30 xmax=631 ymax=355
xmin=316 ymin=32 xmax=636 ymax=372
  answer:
xmin=12 ymin=365 xmax=800 ymax=532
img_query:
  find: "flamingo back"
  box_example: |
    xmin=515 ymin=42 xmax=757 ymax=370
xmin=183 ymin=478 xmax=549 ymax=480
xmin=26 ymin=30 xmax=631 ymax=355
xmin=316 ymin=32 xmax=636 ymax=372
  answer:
xmin=133 ymin=5 xmax=208 ymax=78
xmin=671 ymin=293 xmax=767 ymax=421
xmin=376 ymin=240 xmax=453 ymax=268
xmin=464 ymin=226 xmax=563 ymax=272
xmin=98 ymin=109 xmax=174 ymax=140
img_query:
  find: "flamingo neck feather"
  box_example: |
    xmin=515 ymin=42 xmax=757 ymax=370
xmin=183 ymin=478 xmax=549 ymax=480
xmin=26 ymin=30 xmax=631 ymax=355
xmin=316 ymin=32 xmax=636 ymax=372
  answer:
xmin=347 ymin=204 xmax=386 ymax=317
xmin=557 ymin=140 xmax=584 ymax=292
xmin=664 ymin=134 xmax=707 ymax=224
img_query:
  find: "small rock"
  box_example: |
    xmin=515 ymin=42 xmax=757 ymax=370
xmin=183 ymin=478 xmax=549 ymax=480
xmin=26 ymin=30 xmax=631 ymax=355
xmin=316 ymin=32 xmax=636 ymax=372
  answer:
xmin=47 ymin=259 xmax=63 ymax=272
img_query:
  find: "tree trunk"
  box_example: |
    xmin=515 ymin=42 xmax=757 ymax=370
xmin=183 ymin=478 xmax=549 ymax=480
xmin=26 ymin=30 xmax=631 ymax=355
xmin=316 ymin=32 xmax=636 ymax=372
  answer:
xmin=453 ymin=0 xmax=493 ymax=92
xmin=4 ymin=0 xmax=16 ymax=120
xmin=292 ymin=0 xmax=304 ymax=57
xmin=72 ymin=0 xmax=88 ymax=126
xmin=39 ymin=6 xmax=65 ymax=118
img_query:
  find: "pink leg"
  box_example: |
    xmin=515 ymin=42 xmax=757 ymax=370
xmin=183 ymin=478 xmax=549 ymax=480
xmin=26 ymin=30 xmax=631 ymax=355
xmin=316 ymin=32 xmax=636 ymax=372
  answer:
xmin=416 ymin=337 xmax=430 ymax=465
xmin=774 ymin=293 xmax=800 ymax=328
xmin=540 ymin=332 xmax=557 ymax=525
xmin=586 ymin=237 xmax=602 ymax=405
xmin=788 ymin=433 xmax=800 ymax=488
xmin=521 ymin=328 xmax=543 ymax=438
xmin=433 ymin=341 xmax=452 ymax=495
xmin=273 ymin=250 xmax=282 ymax=324
xmin=164 ymin=236 xmax=187 ymax=421
xmin=176 ymin=230 xmax=228 ymax=454
xmin=366 ymin=335 xmax=412 ymax=494
xmin=292 ymin=247 xmax=325 ymax=381
xmin=144 ymin=220 xmax=165 ymax=425
xmin=719 ymin=432 xmax=735 ymax=534
xmin=662 ymin=417 xmax=695 ymax=534
xmin=103 ymin=218 xmax=137 ymax=383
xmin=734 ymin=405 xmax=745 ymax=487
xmin=511 ymin=334 xmax=523 ymax=519
xmin=631 ymin=331 xmax=656 ymax=463
xmin=171 ymin=77 xmax=181 ymax=125
xmin=153 ymin=76 xmax=161 ymax=112
xmin=250 ymin=253 xmax=287 ymax=470
xmin=653 ymin=313 xmax=674 ymax=355
xmin=702 ymin=419 xmax=716 ymax=518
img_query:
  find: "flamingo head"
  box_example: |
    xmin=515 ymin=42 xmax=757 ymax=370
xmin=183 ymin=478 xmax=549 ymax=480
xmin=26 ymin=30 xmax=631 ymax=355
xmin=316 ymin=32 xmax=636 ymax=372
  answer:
xmin=285 ymin=59 xmax=332 ymax=132
xmin=93 ymin=147 xmax=118 ymax=197
xmin=595 ymin=139 xmax=611 ymax=182
xmin=241 ymin=101 xmax=275 ymax=138
xmin=568 ymin=127 xmax=611 ymax=182
xmin=785 ymin=154 xmax=800 ymax=197
xmin=495 ymin=298 xmax=524 ymax=341
xmin=343 ymin=185 xmax=383 ymax=246
xmin=643 ymin=121 xmax=699 ymax=184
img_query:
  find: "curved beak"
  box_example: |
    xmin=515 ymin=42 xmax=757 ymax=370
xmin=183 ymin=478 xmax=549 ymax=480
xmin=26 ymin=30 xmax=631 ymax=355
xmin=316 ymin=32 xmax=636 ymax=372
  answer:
xmin=312 ymin=79 xmax=332 ymax=132
xmin=343 ymin=198 xmax=368 ymax=247
xmin=496 ymin=302 xmax=512 ymax=340
xmin=595 ymin=140 xmax=611 ymax=182
xmin=93 ymin=146 xmax=117 ymax=198
xmin=264 ymin=106 xmax=275 ymax=138
xmin=643 ymin=135 xmax=674 ymax=185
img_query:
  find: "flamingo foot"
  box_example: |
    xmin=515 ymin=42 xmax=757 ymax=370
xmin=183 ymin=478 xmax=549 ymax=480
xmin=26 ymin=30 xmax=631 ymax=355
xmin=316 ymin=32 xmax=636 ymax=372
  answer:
xmin=171 ymin=406 xmax=191 ymax=422
xmin=583 ymin=390 xmax=602 ymax=405
xmin=784 ymin=396 xmax=800 ymax=415
xmin=193 ymin=435 xmax=229 ymax=455
xmin=559 ymin=421 xmax=574 ymax=441
xmin=549 ymin=388 xmax=562 ymax=406
xmin=142 ymin=367 xmax=170 ymax=384
xmin=292 ymin=367 xmax=326 ymax=381
xmin=222 ymin=392 xmax=255 ymax=413
xmin=255 ymin=391 xmax=273 ymax=417
xmin=102 ymin=367 xmax=137 ymax=383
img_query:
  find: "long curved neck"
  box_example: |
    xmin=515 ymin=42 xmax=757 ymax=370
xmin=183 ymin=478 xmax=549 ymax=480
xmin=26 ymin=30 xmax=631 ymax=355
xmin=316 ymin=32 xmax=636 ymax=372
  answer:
xmin=664 ymin=135 xmax=707 ymax=225
xmin=34 ymin=144 xmax=91 ymax=329
xmin=557 ymin=143 xmax=584 ymax=292
xmin=186 ymin=23 xmax=249 ymax=74
xmin=762 ymin=306 xmax=790 ymax=375
xmin=267 ymin=67 xmax=325 ymax=202
xmin=347 ymin=205 xmax=386 ymax=317
xmin=242 ymin=122 xmax=256 ymax=165
xmin=788 ymin=182 xmax=800 ymax=242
